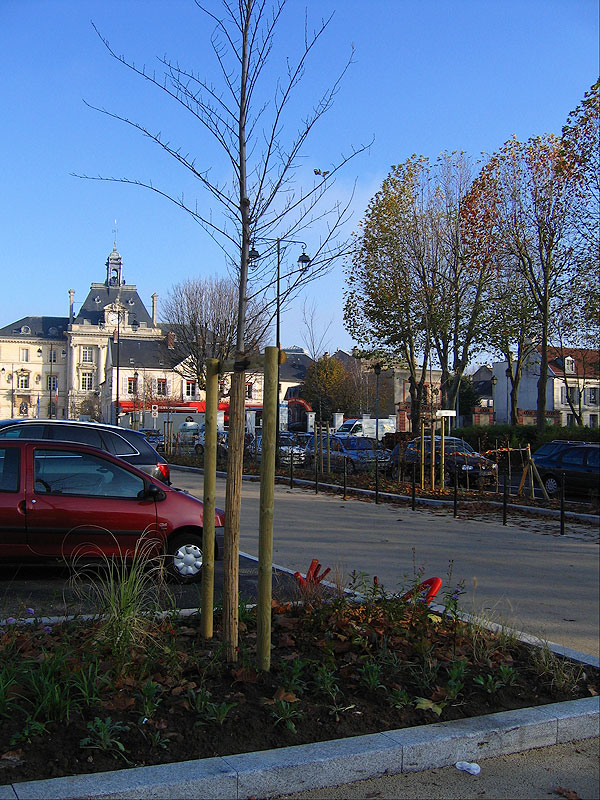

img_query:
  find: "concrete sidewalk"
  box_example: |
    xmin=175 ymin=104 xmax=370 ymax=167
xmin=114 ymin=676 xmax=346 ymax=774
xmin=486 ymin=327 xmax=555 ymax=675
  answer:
xmin=281 ymin=737 xmax=600 ymax=800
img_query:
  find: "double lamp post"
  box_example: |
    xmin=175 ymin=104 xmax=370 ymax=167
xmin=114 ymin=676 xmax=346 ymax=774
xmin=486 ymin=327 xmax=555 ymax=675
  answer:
xmin=248 ymin=238 xmax=311 ymax=447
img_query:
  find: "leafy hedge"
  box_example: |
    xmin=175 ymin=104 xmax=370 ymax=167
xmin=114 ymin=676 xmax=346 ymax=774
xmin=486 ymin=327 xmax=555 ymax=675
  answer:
xmin=453 ymin=424 xmax=600 ymax=454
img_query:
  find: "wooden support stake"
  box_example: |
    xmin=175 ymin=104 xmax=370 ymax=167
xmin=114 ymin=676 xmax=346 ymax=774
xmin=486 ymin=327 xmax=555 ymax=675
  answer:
xmin=257 ymin=347 xmax=278 ymax=672
xmin=201 ymin=358 xmax=219 ymax=640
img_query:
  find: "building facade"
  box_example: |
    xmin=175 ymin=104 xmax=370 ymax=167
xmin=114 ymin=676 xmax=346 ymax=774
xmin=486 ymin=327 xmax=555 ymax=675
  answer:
xmin=1 ymin=247 xmax=185 ymax=425
xmin=491 ymin=347 xmax=599 ymax=427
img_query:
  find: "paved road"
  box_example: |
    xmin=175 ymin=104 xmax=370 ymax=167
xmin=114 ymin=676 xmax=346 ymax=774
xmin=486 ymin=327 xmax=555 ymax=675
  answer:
xmin=171 ymin=468 xmax=599 ymax=656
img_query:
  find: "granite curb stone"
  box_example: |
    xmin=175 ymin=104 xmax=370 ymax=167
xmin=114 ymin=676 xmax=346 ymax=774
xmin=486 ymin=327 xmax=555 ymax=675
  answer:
xmin=4 ymin=697 xmax=598 ymax=800
xmin=223 ymin=733 xmax=402 ymax=799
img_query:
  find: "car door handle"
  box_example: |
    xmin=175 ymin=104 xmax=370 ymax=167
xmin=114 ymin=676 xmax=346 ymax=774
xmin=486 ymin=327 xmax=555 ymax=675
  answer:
xmin=17 ymin=500 xmax=27 ymax=515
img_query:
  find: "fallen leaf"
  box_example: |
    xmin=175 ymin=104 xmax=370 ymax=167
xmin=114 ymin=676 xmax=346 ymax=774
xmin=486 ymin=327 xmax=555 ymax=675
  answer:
xmin=1 ymin=749 xmax=24 ymax=764
xmin=587 ymin=684 xmax=598 ymax=696
xmin=102 ymin=693 xmax=135 ymax=711
xmin=278 ymin=633 xmax=296 ymax=647
xmin=554 ymin=787 xmax=580 ymax=800
xmin=273 ymin=687 xmax=299 ymax=703
xmin=232 ymin=666 xmax=260 ymax=683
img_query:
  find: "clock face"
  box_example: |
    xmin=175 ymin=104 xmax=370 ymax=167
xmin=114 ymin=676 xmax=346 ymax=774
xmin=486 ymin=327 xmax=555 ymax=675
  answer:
xmin=106 ymin=311 xmax=119 ymax=327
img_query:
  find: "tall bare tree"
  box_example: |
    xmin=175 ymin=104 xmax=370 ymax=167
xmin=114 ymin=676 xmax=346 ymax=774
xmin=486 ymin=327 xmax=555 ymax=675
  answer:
xmin=79 ymin=0 xmax=366 ymax=660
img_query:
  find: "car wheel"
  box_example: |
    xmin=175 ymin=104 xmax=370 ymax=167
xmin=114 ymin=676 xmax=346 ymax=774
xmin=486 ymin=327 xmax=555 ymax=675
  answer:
xmin=543 ymin=474 xmax=560 ymax=498
xmin=345 ymin=458 xmax=356 ymax=475
xmin=167 ymin=533 xmax=204 ymax=583
xmin=195 ymin=444 xmax=204 ymax=456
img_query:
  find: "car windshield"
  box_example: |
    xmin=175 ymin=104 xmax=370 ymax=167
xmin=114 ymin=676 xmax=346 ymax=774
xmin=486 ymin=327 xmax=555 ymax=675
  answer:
xmin=345 ymin=437 xmax=374 ymax=450
xmin=337 ymin=421 xmax=355 ymax=432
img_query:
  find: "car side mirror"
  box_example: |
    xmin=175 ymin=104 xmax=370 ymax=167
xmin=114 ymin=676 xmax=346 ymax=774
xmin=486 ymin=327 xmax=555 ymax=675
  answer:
xmin=144 ymin=484 xmax=165 ymax=501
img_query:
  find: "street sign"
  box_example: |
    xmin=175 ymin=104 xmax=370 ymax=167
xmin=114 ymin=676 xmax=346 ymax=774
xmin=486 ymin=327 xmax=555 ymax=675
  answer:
xmin=151 ymin=403 xmax=159 ymax=419
xmin=436 ymin=409 xmax=457 ymax=418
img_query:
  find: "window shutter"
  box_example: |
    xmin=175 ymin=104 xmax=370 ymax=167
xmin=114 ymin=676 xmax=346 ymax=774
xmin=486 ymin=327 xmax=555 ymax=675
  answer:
xmin=560 ymin=387 xmax=565 ymax=404
xmin=152 ymin=377 xmax=158 ymax=393
xmin=166 ymin=380 xmax=172 ymax=396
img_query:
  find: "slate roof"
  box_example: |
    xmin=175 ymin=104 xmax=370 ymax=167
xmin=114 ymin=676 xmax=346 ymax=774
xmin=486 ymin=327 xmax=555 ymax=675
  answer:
xmin=76 ymin=284 xmax=154 ymax=328
xmin=280 ymin=351 xmax=313 ymax=382
xmin=109 ymin=337 xmax=180 ymax=370
xmin=0 ymin=316 xmax=68 ymax=340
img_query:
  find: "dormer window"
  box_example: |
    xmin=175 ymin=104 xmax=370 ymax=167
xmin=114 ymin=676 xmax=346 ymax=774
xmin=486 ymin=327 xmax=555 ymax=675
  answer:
xmin=20 ymin=325 xmax=31 ymax=335
xmin=564 ymin=356 xmax=575 ymax=374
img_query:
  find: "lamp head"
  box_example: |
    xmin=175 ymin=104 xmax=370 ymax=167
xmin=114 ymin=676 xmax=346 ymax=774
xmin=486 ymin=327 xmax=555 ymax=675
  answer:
xmin=297 ymin=250 xmax=311 ymax=271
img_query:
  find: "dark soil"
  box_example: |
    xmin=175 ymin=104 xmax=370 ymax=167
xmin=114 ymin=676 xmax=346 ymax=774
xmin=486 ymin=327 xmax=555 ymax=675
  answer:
xmin=1 ymin=595 xmax=597 ymax=786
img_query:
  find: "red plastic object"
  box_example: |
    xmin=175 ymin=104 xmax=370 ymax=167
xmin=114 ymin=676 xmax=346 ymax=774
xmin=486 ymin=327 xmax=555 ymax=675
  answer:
xmin=294 ymin=558 xmax=331 ymax=588
xmin=401 ymin=576 xmax=442 ymax=604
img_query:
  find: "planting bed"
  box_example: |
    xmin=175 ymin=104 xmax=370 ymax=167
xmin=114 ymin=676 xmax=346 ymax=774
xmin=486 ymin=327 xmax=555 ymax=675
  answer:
xmin=1 ymin=577 xmax=598 ymax=786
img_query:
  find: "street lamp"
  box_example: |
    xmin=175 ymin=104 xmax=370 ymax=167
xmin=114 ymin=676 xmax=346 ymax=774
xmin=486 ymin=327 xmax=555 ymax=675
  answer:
xmin=1 ymin=367 xmax=14 ymax=417
xmin=372 ymin=362 xmax=388 ymax=504
xmin=249 ymin=238 xmax=311 ymax=457
xmin=505 ymin=366 xmax=512 ymax=425
xmin=114 ymin=313 xmax=139 ymax=426
xmin=490 ymin=374 xmax=498 ymax=422
xmin=37 ymin=342 xmax=56 ymax=418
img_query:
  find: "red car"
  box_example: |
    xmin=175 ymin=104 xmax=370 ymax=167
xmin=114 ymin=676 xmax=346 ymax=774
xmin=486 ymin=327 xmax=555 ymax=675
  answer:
xmin=0 ymin=439 xmax=224 ymax=583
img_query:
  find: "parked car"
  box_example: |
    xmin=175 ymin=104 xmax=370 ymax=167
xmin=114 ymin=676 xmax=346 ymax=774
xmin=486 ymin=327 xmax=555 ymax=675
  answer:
xmin=305 ymin=434 xmax=390 ymax=474
xmin=532 ymin=443 xmax=599 ymax=498
xmin=399 ymin=436 xmax=498 ymax=487
xmin=139 ymin=428 xmax=165 ymax=449
xmin=0 ymin=439 xmax=224 ymax=582
xmin=253 ymin=432 xmax=309 ymax=466
xmin=531 ymin=440 xmax=597 ymax=461
xmin=0 ymin=419 xmax=170 ymax=484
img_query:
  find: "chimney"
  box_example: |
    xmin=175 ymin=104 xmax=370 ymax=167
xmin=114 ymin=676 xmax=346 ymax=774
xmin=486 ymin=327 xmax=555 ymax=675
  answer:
xmin=68 ymin=289 xmax=75 ymax=322
xmin=151 ymin=293 xmax=158 ymax=326
xmin=167 ymin=331 xmax=175 ymax=349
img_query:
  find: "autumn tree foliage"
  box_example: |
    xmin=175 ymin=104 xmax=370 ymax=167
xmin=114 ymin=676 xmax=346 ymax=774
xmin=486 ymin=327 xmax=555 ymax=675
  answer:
xmin=465 ymin=132 xmax=590 ymax=431
xmin=345 ymin=152 xmax=490 ymax=432
xmin=301 ymin=355 xmax=354 ymax=423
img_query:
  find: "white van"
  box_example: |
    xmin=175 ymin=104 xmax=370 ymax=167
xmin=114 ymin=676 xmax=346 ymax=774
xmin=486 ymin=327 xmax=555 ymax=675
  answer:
xmin=335 ymin=417 xmax=396 ymax=440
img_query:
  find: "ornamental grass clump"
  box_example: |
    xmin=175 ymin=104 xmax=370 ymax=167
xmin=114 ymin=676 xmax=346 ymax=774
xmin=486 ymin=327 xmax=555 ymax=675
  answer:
xmin=70 ymin=532 xmax=173 ymax=669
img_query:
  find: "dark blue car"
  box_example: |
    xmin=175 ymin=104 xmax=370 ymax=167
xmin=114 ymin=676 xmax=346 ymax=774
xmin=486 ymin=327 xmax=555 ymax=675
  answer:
xmin=532 ymin=443 xmax=599 ymax=498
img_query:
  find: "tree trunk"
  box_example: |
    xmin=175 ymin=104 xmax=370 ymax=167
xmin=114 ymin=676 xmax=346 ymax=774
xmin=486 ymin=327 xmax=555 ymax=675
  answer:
xmin=536 ymin=307 xmax=549 ymax=432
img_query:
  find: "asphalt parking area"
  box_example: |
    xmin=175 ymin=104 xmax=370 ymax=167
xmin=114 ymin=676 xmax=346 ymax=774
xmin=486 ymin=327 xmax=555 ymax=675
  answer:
xmin=0 ymin=554 xmax=300 ymax=621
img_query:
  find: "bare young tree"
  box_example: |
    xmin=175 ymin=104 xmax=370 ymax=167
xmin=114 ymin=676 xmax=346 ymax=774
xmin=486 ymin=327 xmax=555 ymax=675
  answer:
xmin=162 ymin=275 xmax=269 ymax=391
xmin=300 ymin=299 xmax=332 ymax=362
xmin=78 ymin=0 xmax=367 ymax=660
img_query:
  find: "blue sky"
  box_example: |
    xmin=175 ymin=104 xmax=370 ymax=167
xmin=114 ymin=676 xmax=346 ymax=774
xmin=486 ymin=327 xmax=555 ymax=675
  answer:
xmin=2 ymin=0 xmax=598 ymax=357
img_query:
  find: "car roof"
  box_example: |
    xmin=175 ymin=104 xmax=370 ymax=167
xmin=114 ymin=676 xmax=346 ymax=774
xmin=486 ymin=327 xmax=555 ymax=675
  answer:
xmin=0 ymin=436 xmax=157 ymax=471
xmin=0 ymin=418 xmax=145 ymax=437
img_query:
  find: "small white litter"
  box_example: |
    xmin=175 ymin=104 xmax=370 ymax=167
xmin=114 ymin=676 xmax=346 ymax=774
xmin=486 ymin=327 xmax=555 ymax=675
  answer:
xmin=455 ymin=761 xmax=481 ymax=775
